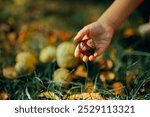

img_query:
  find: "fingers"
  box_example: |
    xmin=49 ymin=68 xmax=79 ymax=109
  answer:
xmin=74 ymin=45 xmax=89 ymax=62
xmin=89 ymin=55 xmax=95 ymax=61
xmin=74 ymin=27 xmax=89 ymax=42
xmin=82 ymin=55 xmax=96 ymax=62
xmin=83 ymin=55 xmax=95 ymax=62
xmin=83 ymin=56 xmax=88 ymax=62
xmin=74 ymin=45 xmax=80 ymax=58
xmin=74 ymin=45 xmax=95 ymax=62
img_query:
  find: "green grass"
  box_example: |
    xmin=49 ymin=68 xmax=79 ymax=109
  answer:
xmin=0 ymin=0 xmax=150 ymax=100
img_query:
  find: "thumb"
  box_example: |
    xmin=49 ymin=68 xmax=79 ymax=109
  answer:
xmin=74 ymin=27 xmax=89 ymax=42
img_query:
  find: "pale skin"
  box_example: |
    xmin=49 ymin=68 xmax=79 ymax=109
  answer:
xmin=74 ymin=0 xmax=144 ymax=62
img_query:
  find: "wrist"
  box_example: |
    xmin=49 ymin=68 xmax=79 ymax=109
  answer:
xmin=97 ymin=17 xmax=116 ymax=32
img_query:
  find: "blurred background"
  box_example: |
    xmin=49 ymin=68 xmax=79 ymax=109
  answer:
xmin=0 ymin=0 xmax=150 ymax=100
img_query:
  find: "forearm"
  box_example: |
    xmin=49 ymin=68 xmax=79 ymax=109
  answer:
xmin=98 ymin=0 xmax=144 ymax=30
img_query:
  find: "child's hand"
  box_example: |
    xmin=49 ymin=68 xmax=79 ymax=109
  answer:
xmin=74 ymin=21 xmax=114 ymax=62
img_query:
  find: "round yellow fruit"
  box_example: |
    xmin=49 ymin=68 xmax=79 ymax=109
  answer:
xmin=15 ymin=61 xmax=36 ymax=75
xmin=2 ymin=66 xmax=17 ymax=79
xmin=39 ymin=46 xmax=56 ymax=63
xmin=16 ymin=52 xmax=37 ymax=65
xmin=100 ymin=71 xmax=116 ymax=82
xmin=0 ymin=92 xmax=9 ymax=100
xmin=53 ymin=68 xmax=72 ymax=87
xmin=56 ymin=42 xmax=78 ymax=68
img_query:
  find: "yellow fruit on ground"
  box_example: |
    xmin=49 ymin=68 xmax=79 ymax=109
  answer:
xmin=100 ymin=71 xmax=116 ymax=82
xmin=15 ymin=61 xmax=36 ymax=75
xmin=2 ymin=66 xmax=17 ymax=79
xmin=39 ymin=46 xmax=56 ymax=63
xmin=74 ymin=65 xmax=87 ymax=78
xmin=53 ymin=68 xmax=72 ymax=87
xmin=56 ymin=42 xmax=78 ymax=68
xmin=95 ymin=57 xmax=114 ymax=70
xmin=112 ymin=82 xmax=124 ymax=95
xmin=16 ymin=52 xmax=37 ymax=65
xmin=0 ymin=92 xmax=9 ymax=100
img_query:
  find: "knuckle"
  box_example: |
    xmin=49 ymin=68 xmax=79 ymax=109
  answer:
xmin=83 ymin=26 xmax=89 ymax=31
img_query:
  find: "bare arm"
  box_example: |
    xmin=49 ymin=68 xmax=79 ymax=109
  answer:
xmin=98 ymin=0 xmax=144 ymax=30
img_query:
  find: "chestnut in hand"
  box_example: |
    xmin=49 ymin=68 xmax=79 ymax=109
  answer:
xmin=79 ymin=39 xmax=96 ymax=56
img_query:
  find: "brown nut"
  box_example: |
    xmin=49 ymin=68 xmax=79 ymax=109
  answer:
xmin=79 ymin=39 xmax=96 ymax=56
